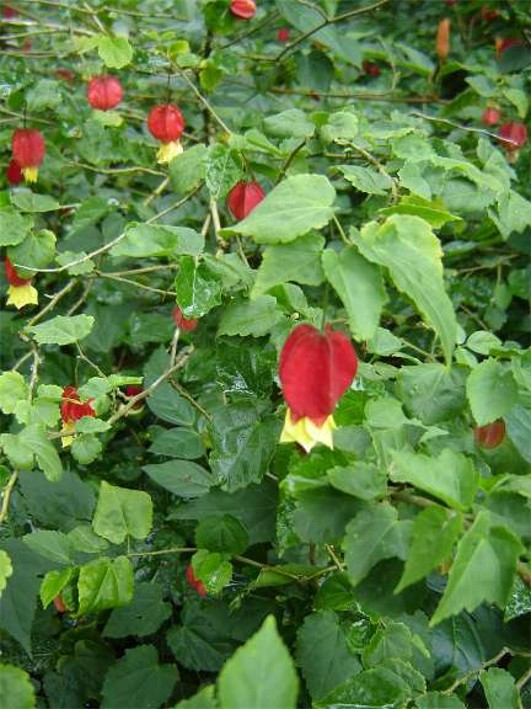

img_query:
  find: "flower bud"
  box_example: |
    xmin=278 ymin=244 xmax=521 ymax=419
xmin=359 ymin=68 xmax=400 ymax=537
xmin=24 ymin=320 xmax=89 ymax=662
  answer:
xmin=230 ymin=0 xmax=256 ymax=20
xmin=11 ymin=129 xmax=45 ymax=183
xmin=87 ymin=75 xmax=123 ymax=110
xmin=226 ymin=180 xmax=265 ymax=221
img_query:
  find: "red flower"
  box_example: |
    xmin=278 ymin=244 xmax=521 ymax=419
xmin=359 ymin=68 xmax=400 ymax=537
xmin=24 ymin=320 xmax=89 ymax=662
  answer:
xmin=277 ymin=27 xmax=290 ymax=42
xmin=186 ymin=564 xmax=207 ymax=597
xmin=55 ymin=69 xmax=75 ymax=83
xmin=5 ymin=257 xmax=31 ymax=286
xmin=498 ymin=121 xmax=527 ymax=151
xmin=4 ymin=257 xmax=38 ymax=309
xmin=11 ymin=129 xmax=45 ymax=183
xmin=280 ymin=324 xmax=358 ymax=425
xmin=147 ymin=104 xmax=185 ymax=143
xmin=2 ymin=3 xmax=17 ymax=18
xmin=226 ymin=180 xmax=265 ymax=221
xmin=173 ymin=306 xmax=198 ymax=332
xmin=87 ymin=75 xmax=123 ymax=110
xmin=125 ymin=385 xmax=143 ymax=398
xmin=482 ymin=106 xmax=501 ymax=126
xmin=53 ymin=595 xmax=66 ymax=613
xmin=474 ymin=420 xmax=505 ymax=449
xmin=230 ymin=0 xmax=256 ymax=20
xmin=362 ymin=60 xmax=381 ymax=77
xmin=60 ymin=386 xmax=96 ymax=424
xmin=6 ymin=159 xmax=23 ymax=185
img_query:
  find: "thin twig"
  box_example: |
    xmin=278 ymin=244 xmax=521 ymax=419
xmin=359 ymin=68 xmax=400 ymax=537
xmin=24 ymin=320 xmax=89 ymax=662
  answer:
xmin=0 ymin=472 xmax=19 ymax=526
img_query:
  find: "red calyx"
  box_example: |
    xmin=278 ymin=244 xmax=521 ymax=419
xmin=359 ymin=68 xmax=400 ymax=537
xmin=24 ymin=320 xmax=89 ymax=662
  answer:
xmin=230 ymin=0 xmax=256 ymax=20
xmin=482 ymin=106 xmax=501 ymax=126
xmin=277 ymin=27 xmax=290 ymax=42
xmin=362 ymin=60 xmax=381 ymax=77
xmin=226 ymin=180 xmax=265 ymax=221
xmin=186 ymin=564 xmax=207 ymax=597
xmin=61 ymin=386 xmax=96 ymax=424
xmin=87 ymin=75 xmax=123 ymax=110
xmin=147 ymin=104 xmax=185 ymax=143
xmin=474 ymin=420 xmax=505 ymax=449
xmin=173 ymin=306 xmax=198 ymax=332
xmin=5 ymin=257 xmax=31 ymax=286
xmin=279 ymin=323 xmax=358 ymax=424
xmin=12 ymin=129 xmax=45 ymax=169
xmin=498 ymin=121 xmax=528 ymax=151
xmin=6 ymin=159 xmax=23 ymax=185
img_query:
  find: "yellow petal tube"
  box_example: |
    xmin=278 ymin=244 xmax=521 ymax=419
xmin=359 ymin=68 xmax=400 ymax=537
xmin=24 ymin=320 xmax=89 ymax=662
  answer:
xmin=6 ymin=283 xmax=39 ymax=309
xmin=61 ymin=421 xmax=76 ymax=448
xmin=156 ymin=140 xmax=184 ymax=164
xmin=280 ymin=409 xmax=337 ymax=453
xmin=22 ymin=167 xmax=39 ymax=183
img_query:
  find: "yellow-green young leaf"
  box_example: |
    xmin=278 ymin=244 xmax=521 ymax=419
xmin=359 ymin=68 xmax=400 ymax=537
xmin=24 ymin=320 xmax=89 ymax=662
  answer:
xmin=0 ymin=207 xmax=33 ymax=247
xmin=0 ymin=372 xmax=27 ymax=414
xmin=0 ymin=664 xmax=36 ymax=709
xmin=223 ymin=174 xmax=336 ymax=244
xmin=322 ymin=246 xmax=387 ymax=340
xmin=0 ymin=551 xmax=13 ymax=597
xmin=218 ymin=616 xmax=299 ymax=709
xmin=466 ymin=358 xmax=518 ymax=426
xmin=92 ymin=481 xmax=153 ymax=544
xmin=27 ymin=314 xmax=94 ymax=345
xmin=356 ymin=215 xmax=457 ymax=365
xmin=97 ymin=35 xmax=133 ymax=68
xmin=39 ymin=567 xmax=75 ymax=609
xmin=430 ymin=511 xmax=523 ymax=626
xmin=480 ymin=668 xmax=519 ymax=709
xmin=77 ymin=556 xmax=134 ymax=615
xmin=173 ymin=685 xmax=217 ymax=709
xmin=217 ymin=295 xmax=283 ymax=337
xmin=191 ymin=549 xmax=232 ymax=595
xmin=390 ymin=449 xmax=479 ymax=510
xmin=379 ymin=194 xmax=461 ymax=228
xmin=395 ymin=507 xmax=463 ymax=592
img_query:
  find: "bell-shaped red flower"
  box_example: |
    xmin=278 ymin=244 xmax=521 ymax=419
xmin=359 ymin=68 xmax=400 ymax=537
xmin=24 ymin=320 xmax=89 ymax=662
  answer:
xmin=87 ymin=75 xmax=123 ymax=110
xmin=4 ymin=257 xmax=38 ymax=309
xmin=61 ymin=386 xmax=96 ymax=423
xmin=12 ymin=129 xmax=45 ymax=183
xmin=185 ymin=564 xmax=207 ymax=597
xmin=147 ymin=104 xmax=185 ymax=164
xmin=277 ymin=28 xmax=290 ymax=42
xmin=227 ymin=180 xmax=265 ymax=221
xmin=6 ymin=158 xmax=23 ymax=185
xmin=230 ymin=0 xmax=256 ymax=19
xmin=482 ymin=106 xmax=501 ymax=126
xmin=474 ymin=420 xmax=505 ymax=449
xmin=173 ymin=306 xmax=198 ymax=332
xmin=498 ymin=121 xmax=527 ymax=151
xmin=279 ymin=324 xmax=358 ymax=451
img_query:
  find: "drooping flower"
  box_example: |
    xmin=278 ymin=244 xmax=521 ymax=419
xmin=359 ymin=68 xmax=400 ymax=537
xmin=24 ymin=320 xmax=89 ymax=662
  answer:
xmin=277 ymin=27 xmax=290 ymax=42
xmin=147 ymin=104 xmax=185 ymax=164
xmin=87 ymin=75 xmax=123 ymax=110
xmin=482 ymin=106 xmax=501 ymax=126
xmin=498 ymin=121 xmax=527 ymax=152
xmin=362 ymin=60 xmax=380 ymax=77
xmin=279 ymin=323 xmax=358 ymax=452
xmin=436 ymin=18 xmax=450 ymax=62
xmin=474 ymin=420 xmax=505 ymax=449
xmin=11 ymin=129 xmax=45 ymax=183
xmin=4 ymin=257 xmax=38 ymax=309
xmin=186 ymin=564 xmax=207 ymax=597
xmin=6 ymin=158 xmax=23 ymax=185
xmin=226 ymin=180 xmax=265 ymax=221
xmin=173 ymin=306 xmax=198 ymax=332
xmin=230 ymin=0 xmax=256 ymax=20
xmin=60 ymin=386 xmax=96 ymax=447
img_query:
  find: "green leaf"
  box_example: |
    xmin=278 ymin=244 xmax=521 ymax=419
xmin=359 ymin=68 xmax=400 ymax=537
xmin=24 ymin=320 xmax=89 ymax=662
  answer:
xmin=0 ymin=551 xmax=13 ymax=598
xmin=480 ymin=667 xmax=519 ymax=709
xmin=390 ymin=449 xmax=479 ymax=510
xmin=143 ymin=460 xmax=212 ymax=497
xmin=222 ymin=174 xmax=336 ymax=244
xmin=77 ymin=556 xmax=134 ymax=616
xmin=415 ymin=691 xmax=465 ymax=708
xmin=192 ymin=550 xmax=232 ymax=595
xmin=169 ymin=144 xmax=208 ymax=194
xmin=174 ymin=255 xmax=223 ymax=318
xmin=92 ymin=481 xmax=153 ymax=545
xmin=296 ymin=611 xmax=361 ymax=700
xmin=205 ymin=144 xmax=243 ymax=199
xmin=22 ymin=530 xmax=73 ymax=566
xmin=21 ymin=424 xmax=62 ymax=482
xmin=362 ymin=621 xmax=422 ymax=667
xmin=327 ymin=463 xmax=387 ymax=501
xmin=0 ymin=664 xmax=35 ymax=709
xmin=67 ymin=525 xmax=109 ymax=554
xmin=321 ymin=111 xmax=359 ymax=143
xmin=27 ymin=314 xmax=94 ymax=345
xmin=10 ymin=190 xmax=60 ymax=213
xmin=111 ymin=223 xmax=204 ymax=258
xmin=0 ymin=372 xmax=27 ymax=414
xmin=103 ymin=582 xmax=172 ymax=638
xmin=357 ymin=215 xmax=457 ymax=365
xmin=71 ymin=433 xmax=103 ymax=465
xmin=466 ymin=330 xmax=502 ymax=355
xmin=25 ymin=78 xmax=62 ymax=112
xmin=397 ymin=364 xmax=467 ymax=425
xmin=195 ymin=515 xmax=249 ymax=554
xmin=101 ymin=645 xmax=177 ymax=709
xmin=0 ymin=207 xmax=33 ymax=246
xmin=252 ymin=233 xmax=325 ymax=297
xmin=173 ymin=685 xmax=218 ymax=709
xmin=343 ymin=503 xmax=410 ymax=586
xmin=322 ymin=246 xmax=387 ymax=340
xmin=146 ymin=383 xmax=195 ymax=426
xmin=505 ymin=405 xmax=531 ymax=463
xmin=97 ymin=35 xmax=133 ymax=68
xmin=39 ymin=567 xmax=75 ymax=609
xmin=431 ymin=512 xmax=524 ymax=626
xmin=466 ymin=359 xmax=518 ymax=426
xmin=395 ymin=507 xmax=463 ymax=592
xmin=318 ymin=666 xmax=411 ymax=708
xmin=339 ymin=165 xmax=393 ymax=195
xmin=8 ymin=229 xmax=56 ymax=276
xmin=149 ymin=427 xmax=205 ymax=459
xmin=218 ymin=616 xmax=298 ymax=709
xmin=217 ymin=295 xmax=283 ymax=337
xmin=263 ymin=108 xmax=315 ymax=139
xmin=379 ymin=195 xmax=461 ymax=228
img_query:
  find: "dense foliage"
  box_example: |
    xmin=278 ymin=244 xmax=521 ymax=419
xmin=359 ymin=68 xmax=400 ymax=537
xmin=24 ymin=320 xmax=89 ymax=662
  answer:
xmin=0 ymin=1 xmax=530 ymax=707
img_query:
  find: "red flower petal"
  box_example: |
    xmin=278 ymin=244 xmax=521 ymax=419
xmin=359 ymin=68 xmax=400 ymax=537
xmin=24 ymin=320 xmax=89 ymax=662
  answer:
xmin=87 ymin=75 xmax=123 ymax=110
xmin=279 ymin=324 xmax=358 ymax=423
xmin=498 ymin=121 xmax=527 ymax=150
xmin=173 ymin=306 xmax=198 ymax=332
xmin=5 ymin=257 xmax=31 ymax=286
xmin=185 ymin=564 xmax=207 ymax=597
xmin=474 ymin=420 xmax=505 ymax=449
xmin=226 ymin=180 xmax=265 ymax=221
xmin=230 ymin=0 xmax=256 ymax=20
xmin=12 ymin=129 xmax=45 ymax=169
xmin=6 ymin=158 xmax=23 ymax=185
xmin=61 ymin=386 xmax=96 ymax=423
xmin=147 ymin=104 xmax=185 ymax=143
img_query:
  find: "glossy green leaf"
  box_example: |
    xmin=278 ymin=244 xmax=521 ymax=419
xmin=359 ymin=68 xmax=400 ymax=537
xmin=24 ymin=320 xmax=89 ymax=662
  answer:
xmin=195 ymin=514 xmax=249 ymax=554
xmin=39 ymin=567 xmax=75 ymax=609
xmin=149 ymin=427 xmax=205 ymax=459
xmin=143 ymin=460 xmax=212 ymax=497
xmin=466 ymin=359 xmax=518 ymax=426
xmin=92 ymin=481 xmax=152 ymax=544
xmin=97 ymin=35 xmax=133 ymax=68
xmin=22 ymin=530 xmax=73 ymax=566
xmin=217 ymin=295 xmax=283 ymax=337
xmin=169 ymin=144 xmax=208 ymax=194
xmin=111 ymin=223 xmax=204 ymax=258
xmin=0 ymin=208 xmax=33 ymax=246
xmin=379 ymin=195 xmax=461 ymax=228
xmin=327 ymin=463 xmax=387 ymax=501
xmin=480 ymin=667 xmax=519 ymax=709
xmin=147 ymin=383 xmax=195 ymax=426
xmin=77 ymin=556 xmax=134 ymax=616
xmin=397 ymin=363 xmax=467 ymax=425
xmin=103 ymin=582 xmax=172 ymax=638
xmin=174 ymin=255 xmax=223 ymax=318
xmin=0 ymin=664 xmax=35 ymax=709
